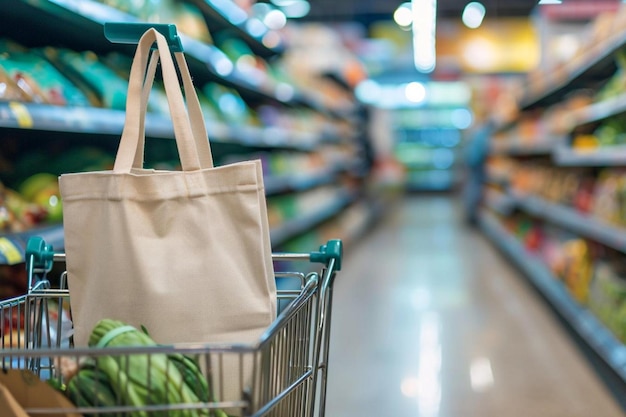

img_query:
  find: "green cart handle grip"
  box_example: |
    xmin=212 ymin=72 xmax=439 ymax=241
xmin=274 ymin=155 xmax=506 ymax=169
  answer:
xmin=25 ymin=236 xmax=55 ymax=272
xmin=104 ymin=23 xmax=184 ymax=52
xmin=310 ymin=239 xmax=342 ymax=271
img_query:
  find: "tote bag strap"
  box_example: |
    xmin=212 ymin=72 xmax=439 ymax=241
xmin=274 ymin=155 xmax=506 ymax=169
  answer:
xmin=114 ymin=28 xmax=213 ymax=173
xmin=133 ymin=50 xmax=213 ymax=170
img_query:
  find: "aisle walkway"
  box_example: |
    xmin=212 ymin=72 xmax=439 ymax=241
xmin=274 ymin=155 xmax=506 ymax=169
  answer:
xmin=325 ymin=195 xmax=624 ymax=417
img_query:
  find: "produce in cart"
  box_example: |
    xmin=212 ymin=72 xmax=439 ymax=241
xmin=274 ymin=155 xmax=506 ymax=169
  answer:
xmin=56 ymin=319 xmax=228 ymax=417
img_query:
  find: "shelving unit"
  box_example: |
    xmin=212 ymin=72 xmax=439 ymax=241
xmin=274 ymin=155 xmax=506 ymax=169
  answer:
xmin=182 ymin=0 xmax=285 ymax=58
xmin=481 ymin=13 xmax=626 ymax=392
xmin=486 ymin=189 xmax=626 ymax=254
xmin=480 ymin=211 xmax=626 ymax=383
xmin=270 ymin=189 xmax=357 ymax=247
xmin=518 ymin=29 xmax=626 ymax=111
xmin=490 ymin=139 xmax=559 ymax=157
xmin=0 ymin=0 xmax=341 ymax=115
xmin=0 ymin=0 xmax=373 ymax=265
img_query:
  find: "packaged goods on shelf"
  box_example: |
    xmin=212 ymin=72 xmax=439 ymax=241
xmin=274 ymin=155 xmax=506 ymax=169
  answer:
xmin=590 ymin=169 xmax=626 ymax=227
xmin=204 ymin=82 xmax=259 ymax=125
xmin=589 ymin=260 xmax=626 ymax=343
xmin=481 ymin=6 xmax=626 ymax=387
xmin=93 ymin=0 xmax=212 ymax=44
xmin=1 ymin=180 xmax=55 ymax=233
xmin=0 ymin=40 xmax=90 ymax=106
xmin=215 ymin=35 xmax=272 ymax=87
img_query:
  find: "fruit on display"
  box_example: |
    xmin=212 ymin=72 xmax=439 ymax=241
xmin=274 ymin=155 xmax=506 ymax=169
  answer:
xmin=0 ymin=182 xmax=48 ymax=232
xmin=575 ymin=116 xmax=626 ymax=149
xmin=595 ymin=47 xmax=626 ymax=102
xmin=18 ymin=173 xmax=62 ymax=223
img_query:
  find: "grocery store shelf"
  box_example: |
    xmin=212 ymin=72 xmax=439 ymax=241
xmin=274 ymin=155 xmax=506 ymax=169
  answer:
xmin=554 ymin=144 xmax=626 ymax=167
xmin=270 ymin=190 xmax=357 ymax=248
xmin=512 ymin=194 xmax=626 ymax=254
xmin=264 ymin=170 xmax=338 ymax=196
xmin=519 ymin=31 xmax=626 ymax=111
xmin=480 ymin=210 xmax=626 ymax=384
xmin=486 ymin=174 xmax=510 ymax=188
xmin=572 ymin=93 xmax=626 ymax=127
xmin=0 ymin=0 xmax=327 ymax=115
xmin=0 ymin=225 xmax=64 ymax=265
xmin=490 ymin=140 xmax=557 ymax=157
xmin=484 ymin=189 xmax=516 ymax=216
xmin=1 ymin=0 xmax=138 ymax=53
xmin=0 ymin=183 xmax=354 ymax=264
xmin=183 ymin=0 xmax=284 ymax=58
xmin=0 ymin=103 xmax=321 ymax=152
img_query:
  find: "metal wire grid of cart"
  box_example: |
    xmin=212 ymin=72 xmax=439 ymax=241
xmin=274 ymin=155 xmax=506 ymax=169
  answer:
xmin=0 ymin=237 xmax=342 ymax=417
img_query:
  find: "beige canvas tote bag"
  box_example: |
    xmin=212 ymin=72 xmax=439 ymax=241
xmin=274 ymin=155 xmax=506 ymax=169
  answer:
xmin=59 ymin=28 xmax=276 ymax=359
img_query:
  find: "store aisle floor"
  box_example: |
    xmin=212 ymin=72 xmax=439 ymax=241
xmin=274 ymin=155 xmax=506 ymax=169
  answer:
xmin=324 ymin=195 xmax=624 ymax=417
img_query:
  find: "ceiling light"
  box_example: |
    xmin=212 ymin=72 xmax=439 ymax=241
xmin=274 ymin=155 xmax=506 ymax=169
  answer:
xmin=538 ymin=0 xmax=562 ymax=4
xmin=264 ymin=9 xmax=287 ymax=29
xmin=394 ymin=2 xmax=413 ymax=27
xmin=412 ymin=0 xmax=437 ymax=73
xmin=462 ymin=2 xmax=486 ymax=29
xmin=278 ymin=0 xmax=310 ymax=18
xmin=405 ymin=82 xmax=427 ymax=103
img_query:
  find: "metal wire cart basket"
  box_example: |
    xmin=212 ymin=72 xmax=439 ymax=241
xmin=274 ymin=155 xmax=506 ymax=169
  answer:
xmin=0 ymin=236 xmax=342 ymax=417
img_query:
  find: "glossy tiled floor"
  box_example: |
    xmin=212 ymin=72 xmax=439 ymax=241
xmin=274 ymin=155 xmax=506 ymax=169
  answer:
xmin=324 ymin=195 xmax=624 ymax=417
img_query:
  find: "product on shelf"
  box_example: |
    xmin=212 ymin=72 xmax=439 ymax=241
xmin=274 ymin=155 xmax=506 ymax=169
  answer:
xmin=562 ymin=238 xmax=594 ymax=304
xmin=92 ymin=0 xmax=159 ymax=20
xmin=215 ymin=34 xmax=270 ymax=86
xmin=0 ymin=182 xmax=48 ymax=232
xmin=482 ymin=5 xmax=626 ymax=384
xmin=590 ymin=169 xmax=626 ymax=227
xmin=589 ymin=259 xmax=626 ymax=342
xmin=595 ymin=47 xmax=626 ymax=102
xmin=46 ymin=49 xmax=173 ymax=113
xmin=18 ymin=173 xmax=62 ymax=223
xmin=573 ymin=115 xmax=626 ymax=149
xmin=0 ymin=67 xmax=31 ymax=102
xmin=0 ymin=40 xmax=90 ymax=106
xmin=203 ymin=82 xmax=258 ymax=125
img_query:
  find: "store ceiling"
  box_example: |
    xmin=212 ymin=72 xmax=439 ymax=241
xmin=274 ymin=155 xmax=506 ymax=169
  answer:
xmin=302 ymin=0 xmax=538 ymax=26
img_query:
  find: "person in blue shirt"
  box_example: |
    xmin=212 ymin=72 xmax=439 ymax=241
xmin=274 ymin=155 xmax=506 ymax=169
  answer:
xmin=463 ymin=120 xmax=493 ymax=226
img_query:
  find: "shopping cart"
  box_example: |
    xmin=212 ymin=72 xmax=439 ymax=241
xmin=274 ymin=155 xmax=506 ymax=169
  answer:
xmin=0 ymin=236 xmax=342 ymax=417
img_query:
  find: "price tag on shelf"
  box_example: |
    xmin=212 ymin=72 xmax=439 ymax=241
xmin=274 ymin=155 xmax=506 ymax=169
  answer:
xmin=8 ymin=102 xmax=33 ymax=129
xmin=0 ymin=237 xmax=23 ymax=265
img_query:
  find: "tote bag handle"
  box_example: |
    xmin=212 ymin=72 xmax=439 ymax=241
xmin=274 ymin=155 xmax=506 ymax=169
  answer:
xmin=114 ymin=29 xmax=214 ymax=173
xmin=132 ymin=50 xmax=214 ymax=170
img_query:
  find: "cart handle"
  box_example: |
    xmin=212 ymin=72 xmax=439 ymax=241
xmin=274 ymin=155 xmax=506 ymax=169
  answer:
xmin=25 ymin=236 xmax=55 ymax=273
xmin=311 ymin=239 xmax=342 ymax=271
xmin=273 ymin=240 xmax=342 ymax=271
xmin=104 ymin=22 xmax=184 ymax=52
xmin=25 ymin=237 xmax=342 ymax=272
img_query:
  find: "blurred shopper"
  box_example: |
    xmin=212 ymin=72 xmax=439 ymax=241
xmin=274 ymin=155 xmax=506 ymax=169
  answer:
xmin=463 ymin=120 xmax=493 ymax=226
